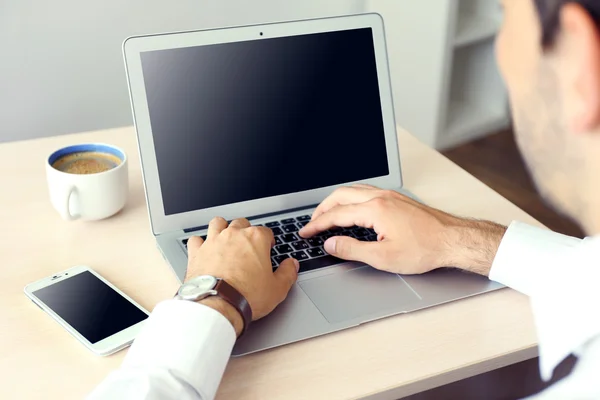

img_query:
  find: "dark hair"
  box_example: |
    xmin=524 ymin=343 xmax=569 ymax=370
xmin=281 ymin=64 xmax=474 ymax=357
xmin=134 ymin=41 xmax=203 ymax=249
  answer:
xmin=535 ymin=0 xmax=600 ymax=46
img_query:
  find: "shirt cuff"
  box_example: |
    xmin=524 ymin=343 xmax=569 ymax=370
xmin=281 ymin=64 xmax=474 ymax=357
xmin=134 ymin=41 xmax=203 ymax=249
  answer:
xmin=489 ymin=221 xmax=581 ymax=296
xmin=528 ymin=236 xmax=600 ymax=381
xmin=122 ymin=299 xmax=236 ymax=400
xmin=490 ymin=221 xmax=600 ymax=381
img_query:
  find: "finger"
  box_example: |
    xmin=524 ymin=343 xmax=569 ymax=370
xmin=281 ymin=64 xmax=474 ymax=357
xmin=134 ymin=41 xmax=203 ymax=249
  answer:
xmin=207 ymin=217 xmax=228 ymax=238
xmin=184 ymin=236 xmax=206 ymax=282
xmin=300 ymin=203 xmax=373 ymax=237
xmin=187 ymin=236 xmax=205 ymax=253
xmin=256 ymin=226 xmax=275 ymax=249
xmin=323 ymin=236 xmax=380 ymax=265
xmin=229 ymin=218 xmax=251 ymax=229
xmin=273 ymin=258 xmax=299 ymax=302
xmin=312 ymin=186 xmax=383 ymax=221
xmin=351 ymin=183 xmax=378 ymax=189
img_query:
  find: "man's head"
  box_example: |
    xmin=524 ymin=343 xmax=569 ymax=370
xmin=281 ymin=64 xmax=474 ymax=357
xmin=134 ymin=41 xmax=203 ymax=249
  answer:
xmin=496 ymin=0 xmax=600 ymax=234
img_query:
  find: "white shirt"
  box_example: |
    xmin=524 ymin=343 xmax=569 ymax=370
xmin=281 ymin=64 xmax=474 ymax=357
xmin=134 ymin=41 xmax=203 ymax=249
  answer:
xmin=88 ymin=222 xmax=600 ymax=400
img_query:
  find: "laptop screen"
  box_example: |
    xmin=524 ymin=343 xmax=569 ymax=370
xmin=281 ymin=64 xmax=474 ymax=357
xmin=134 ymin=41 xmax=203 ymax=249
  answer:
xmin=140 ymin=27 xmax=390 ymax=216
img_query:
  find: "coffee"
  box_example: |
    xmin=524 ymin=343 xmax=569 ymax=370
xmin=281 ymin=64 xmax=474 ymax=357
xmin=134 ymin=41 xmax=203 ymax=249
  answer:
xmin=52 ymin=151 xmax=122 ymax=174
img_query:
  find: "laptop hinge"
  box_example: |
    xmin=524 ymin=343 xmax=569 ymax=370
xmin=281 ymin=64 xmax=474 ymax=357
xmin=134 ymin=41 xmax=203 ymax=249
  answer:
xmin=183 ymin=204 xmax=319 ymax=233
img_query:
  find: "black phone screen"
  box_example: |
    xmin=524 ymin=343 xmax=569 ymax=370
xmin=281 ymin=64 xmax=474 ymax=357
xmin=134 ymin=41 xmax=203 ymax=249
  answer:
xmin=33 ymin=271 xmax=148 ymax=344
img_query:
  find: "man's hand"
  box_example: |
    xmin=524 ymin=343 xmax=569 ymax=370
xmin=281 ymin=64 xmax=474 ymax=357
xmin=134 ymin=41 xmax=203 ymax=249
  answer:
xmin=299 ymin=184 xmax=507 ymax=276
xmin=185 ymin=217 xmax=299 ymax=336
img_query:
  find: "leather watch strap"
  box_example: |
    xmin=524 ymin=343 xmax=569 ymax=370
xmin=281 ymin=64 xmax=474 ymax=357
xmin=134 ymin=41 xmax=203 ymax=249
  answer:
xmin=214 ymin=279 xmax=253 ymax=336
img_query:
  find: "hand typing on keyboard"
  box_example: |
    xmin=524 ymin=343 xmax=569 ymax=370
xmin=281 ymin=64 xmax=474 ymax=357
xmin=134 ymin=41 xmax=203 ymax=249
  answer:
xmin=186 ymin=217 xmax=300 ymax=328
xmin=262 ymin=214 xmax=376 ymax=274
xmin=299 ymin=184 xmax=506 ymax=276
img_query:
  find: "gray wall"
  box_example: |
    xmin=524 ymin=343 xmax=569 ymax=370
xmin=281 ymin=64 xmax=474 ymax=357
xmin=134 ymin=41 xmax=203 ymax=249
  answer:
xmin=0 ymin=0 xmax=364 ymax=142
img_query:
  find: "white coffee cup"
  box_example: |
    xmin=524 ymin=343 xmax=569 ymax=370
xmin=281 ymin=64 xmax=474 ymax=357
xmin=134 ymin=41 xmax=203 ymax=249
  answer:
xmin=46 ymin=143 xmax=129 ymax=221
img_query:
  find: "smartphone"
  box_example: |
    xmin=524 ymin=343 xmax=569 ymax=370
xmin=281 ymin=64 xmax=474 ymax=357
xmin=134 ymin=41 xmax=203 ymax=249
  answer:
xmin=24 ymin=265 xmax=149 ymax=356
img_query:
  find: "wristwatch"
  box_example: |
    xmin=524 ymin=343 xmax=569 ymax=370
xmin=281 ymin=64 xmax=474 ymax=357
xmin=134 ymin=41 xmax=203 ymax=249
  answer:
xmin=175 ymin=275 xmax=252 ymax=336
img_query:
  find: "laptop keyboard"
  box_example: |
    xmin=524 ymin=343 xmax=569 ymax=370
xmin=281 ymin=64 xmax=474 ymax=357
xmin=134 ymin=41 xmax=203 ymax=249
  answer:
xmin=181 ymin=215 xmax=377 ymax=274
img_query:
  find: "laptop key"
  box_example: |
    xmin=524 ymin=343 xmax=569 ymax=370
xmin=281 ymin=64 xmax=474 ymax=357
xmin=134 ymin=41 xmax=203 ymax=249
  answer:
xmin=271 ymin=257 xmax=277 ymax=267
xmin=182 ymin=235 xmax=207 ymax=247
xmin=274 ymin=255 xmax=289 ymax=264
xmin=296 ymin=215 xmax=311 ymax=222
xmin=297 ymin=221 xmax=309 ymax=228
xmin=291 ymin=251 xmax=309 ymax=261
xmin=329 ymin=227 xmax=343 ymax=233
xmin=298 ymin=255 xmax=345 ymax=273
xmin=275 ymin=236 xmax=282 ymax=245
xmin=281 ymin=218 xmax=296 ymax=224
xmin=354 ymin=228 xmax=369 ymax=237
xmin=266 ymin=221 xmax=280 ymax=228
xmin=282 ymin=233 xmax=298 ymax=243
xmin=283 ymin=224 xmax=299 ymax=233
xmin=307 ymin=248 xmax=325 ymax=258
xmin=275 ymin=244 xmax=293 ymax=254
xmin=271 ymin=227 xmax=283 ymax=236
xmin=271 ymin=248 xmax=277 ymax=257
xmin=291 ymin=241 xmax=309 ymax=251
xmin=307 ymin=237 xmax=323 ymax=247
xmin=366 ymin=234 xmax=378 ymax=242
xmin=321 ymin=233 xmax=333 ymax=241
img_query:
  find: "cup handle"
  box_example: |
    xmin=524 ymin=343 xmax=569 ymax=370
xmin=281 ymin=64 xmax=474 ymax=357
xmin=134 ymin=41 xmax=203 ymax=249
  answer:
xmin=61 ymin=186 xmax=80 ymax=221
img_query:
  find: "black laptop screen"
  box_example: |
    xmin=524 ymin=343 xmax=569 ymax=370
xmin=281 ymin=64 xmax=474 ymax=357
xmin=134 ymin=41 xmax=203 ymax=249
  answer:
xmin=140 ymin=27 xmax=389 ymax=216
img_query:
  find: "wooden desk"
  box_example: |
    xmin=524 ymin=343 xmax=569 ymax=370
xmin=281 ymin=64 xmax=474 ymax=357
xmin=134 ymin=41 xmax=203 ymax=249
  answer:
xmin=0 ymin=126 xmax=541 ymax=400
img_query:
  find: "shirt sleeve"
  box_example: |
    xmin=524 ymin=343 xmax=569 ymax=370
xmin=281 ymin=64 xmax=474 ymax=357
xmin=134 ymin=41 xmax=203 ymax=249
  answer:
xmin=489 ymin=221 xmax=600 ymax=382
xmin=489 ymin=221 xmax=581 ymax=296
xmin=525 ymin=335 xmax=600 ymax=400
xmin=87 ymin=300 xmax=236 ymax=400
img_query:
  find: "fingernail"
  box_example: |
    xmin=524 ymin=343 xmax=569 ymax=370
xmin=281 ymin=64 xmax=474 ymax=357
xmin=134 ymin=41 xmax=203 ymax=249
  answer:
xmin=324 ymin=238 xmax=336 ymax=254
xmin=293 ymin=259 xmax=300 ymax=272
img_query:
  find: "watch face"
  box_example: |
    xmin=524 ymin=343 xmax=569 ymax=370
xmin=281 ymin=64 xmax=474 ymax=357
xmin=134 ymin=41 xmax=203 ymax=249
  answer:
xmin=179 ymin=275 xmax=218 ymax=300
xmin=191 ymin=275 xmax=218 ymax=291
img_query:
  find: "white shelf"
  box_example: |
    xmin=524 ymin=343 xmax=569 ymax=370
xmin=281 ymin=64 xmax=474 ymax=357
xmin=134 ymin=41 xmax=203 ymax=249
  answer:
xmin=439 ymin=100 xmax=509 ymax=149
xmin=365 ymin=0 xmax=508 ymax=149
xmin=454 ymin=13 xmax=499 ymax=48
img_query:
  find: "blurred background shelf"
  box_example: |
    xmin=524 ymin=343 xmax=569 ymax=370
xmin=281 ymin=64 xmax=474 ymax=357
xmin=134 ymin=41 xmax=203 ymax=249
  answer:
xmin=453 ymin=0 xmax=500 ymax=47
xmin=439 ymin=100 xmax=509 ymax=149
xmin=442 ymin=37 xmax=509 ymax=149
xmin=454 ymin=14 xmax=498 ymax=47
xmin=368 ymin=0 xmax=508 ymax=150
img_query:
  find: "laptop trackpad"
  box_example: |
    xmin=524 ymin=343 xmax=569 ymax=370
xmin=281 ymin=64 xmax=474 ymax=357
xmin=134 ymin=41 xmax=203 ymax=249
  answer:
xmin=298 ymin=266 xmax=421 ymax=324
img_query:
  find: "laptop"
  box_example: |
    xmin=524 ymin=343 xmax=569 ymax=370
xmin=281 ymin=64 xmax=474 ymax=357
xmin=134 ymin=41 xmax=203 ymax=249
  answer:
xmin=123 ymin=13 xmax=503 ymax=356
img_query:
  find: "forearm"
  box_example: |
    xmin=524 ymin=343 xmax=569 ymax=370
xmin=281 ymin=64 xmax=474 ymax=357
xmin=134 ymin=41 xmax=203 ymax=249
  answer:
xmin=439 ymin=218 xmax=507 ymax=276
xmin=439 ymin=219 xmax=584 ymax=296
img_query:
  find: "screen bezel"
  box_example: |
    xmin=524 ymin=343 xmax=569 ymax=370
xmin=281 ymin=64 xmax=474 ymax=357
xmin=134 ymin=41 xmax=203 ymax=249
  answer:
xmin=24 ymin=266 xmax=149 ymax=356
xmin=123 ymin=13 xmax=402 ymax=235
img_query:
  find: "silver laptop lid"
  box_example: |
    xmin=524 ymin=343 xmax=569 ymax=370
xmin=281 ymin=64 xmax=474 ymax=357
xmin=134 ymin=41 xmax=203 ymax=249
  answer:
xmin=123 ymin=14 xmax=401 ymax=236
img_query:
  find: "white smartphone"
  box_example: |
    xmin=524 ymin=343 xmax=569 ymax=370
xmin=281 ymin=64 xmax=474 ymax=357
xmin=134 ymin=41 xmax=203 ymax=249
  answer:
xmin=24 ymin=265 xmax=149 ymax=356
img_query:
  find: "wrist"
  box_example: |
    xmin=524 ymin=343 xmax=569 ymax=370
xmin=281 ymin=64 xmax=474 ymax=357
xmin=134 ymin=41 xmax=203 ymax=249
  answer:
xmin=439 ymin=218 xmax=507 ymax=276
xmin=199 ymin=296 xmax=244 ymax=337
